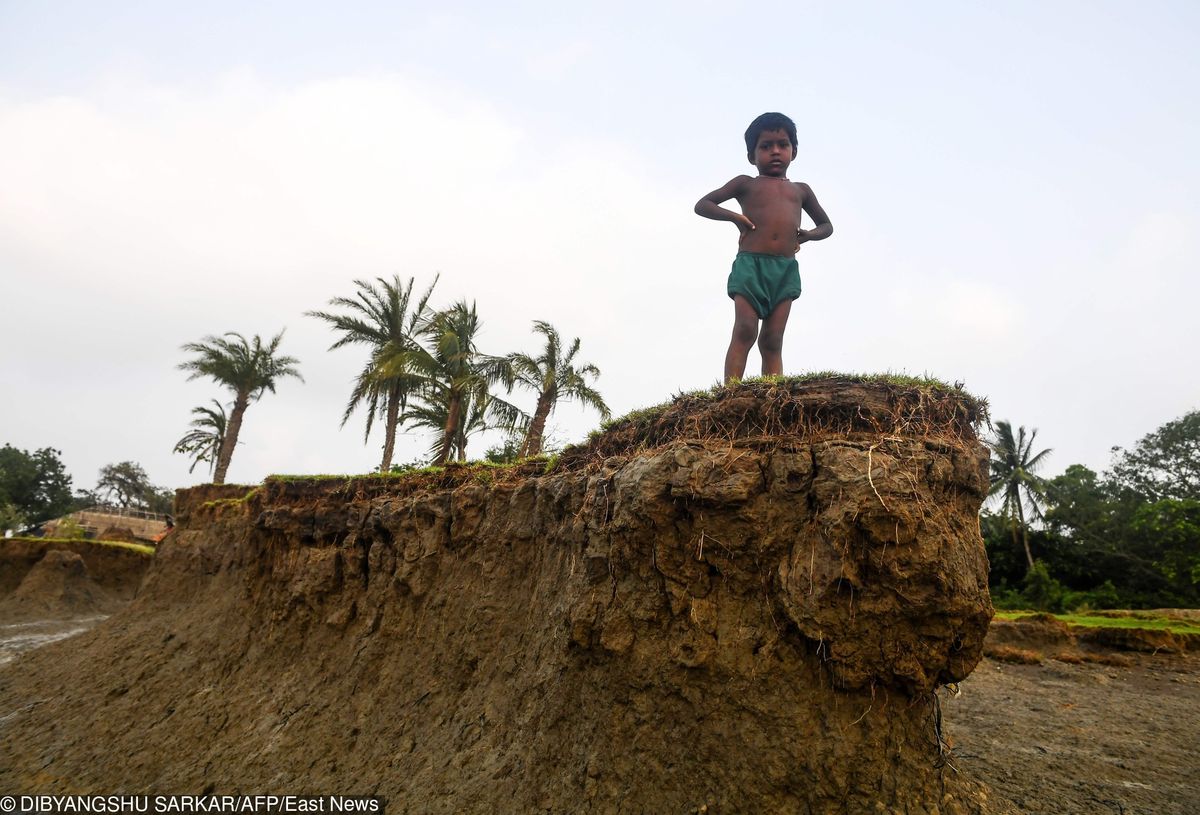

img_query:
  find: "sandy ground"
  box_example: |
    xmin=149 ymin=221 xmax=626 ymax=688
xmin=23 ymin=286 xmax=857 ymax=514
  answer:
xmin=945 ymin=654 xmax=1200 ymax=815
xmin=4 ymin=617 xmax=1197 ymax=813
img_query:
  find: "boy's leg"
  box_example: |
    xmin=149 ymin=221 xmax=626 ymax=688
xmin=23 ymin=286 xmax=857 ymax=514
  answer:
xmin=757 ymin=299 xmax=793 ymax=376
xmin=724 ymin=295 xmax=760 ymax=383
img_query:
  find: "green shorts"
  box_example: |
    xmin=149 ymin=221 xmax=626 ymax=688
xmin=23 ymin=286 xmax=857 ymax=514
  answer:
xmin=727 ymin=252 xmax=801 ymax=319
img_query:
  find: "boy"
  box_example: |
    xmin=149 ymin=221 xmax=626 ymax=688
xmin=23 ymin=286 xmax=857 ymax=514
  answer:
xmin=695 ymin=112 xmax=833 ymax=382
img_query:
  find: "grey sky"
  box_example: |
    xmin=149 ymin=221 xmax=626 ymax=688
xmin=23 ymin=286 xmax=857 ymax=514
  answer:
xmin=2 ymin=1 xmax=1198 ymax=494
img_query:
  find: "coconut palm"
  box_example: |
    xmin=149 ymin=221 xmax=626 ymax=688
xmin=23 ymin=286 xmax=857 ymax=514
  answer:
xmin=178 ymin=331 xmax=302 ymax=484
xmin=307 ymin=275 xmax=437 ymax=471
xmin=496 ymin=321 xmax=610 ymax=457
xmin=172 ymin=400 xmax=230 ymax=476
xmin=987 ymin=420 xmax=1052 ymax=572
xmin=404 ymin=391 xmax=494 ymax=463
xmin=398 ymin=301 xmax=525 ymax=465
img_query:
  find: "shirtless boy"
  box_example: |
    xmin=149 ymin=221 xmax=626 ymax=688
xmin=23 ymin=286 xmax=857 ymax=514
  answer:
xmin=695 ymin=112 xmax=833 ymax=382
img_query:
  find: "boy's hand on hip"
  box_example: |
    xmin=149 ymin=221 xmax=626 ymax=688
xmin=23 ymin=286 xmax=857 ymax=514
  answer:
xmin=735 ymin=215 xmax=756 ymax=237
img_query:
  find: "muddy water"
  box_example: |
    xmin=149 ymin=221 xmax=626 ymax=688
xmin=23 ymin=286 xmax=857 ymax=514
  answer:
xmin=0 ymin=616 xmax=108 ymax=667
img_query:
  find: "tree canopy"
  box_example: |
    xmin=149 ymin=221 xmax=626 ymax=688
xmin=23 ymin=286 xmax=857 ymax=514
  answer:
xmin=987 ymin=420 xmax=1052 ymax=571
xmin=400 ymin=301 xmax=526 ymax=465
xmin=495 ymin=320 xmax=610 ymax=458
xmin=983 ymin=408 xmax=1200 ymax=610
xmin=1108 ymin=409 xmax=1200 ymax=502
xmin=307 ymin=275 xmax=437 ymax=471
xmin=95 ymin=461 xmax=173 ymax=514
xmin=0 ymin=444 xmax=75 ymax=526
xmin=173 ymin=400 xmax=230 ymax=476
xmin=178 ymin=331 xmax=302 ymax=484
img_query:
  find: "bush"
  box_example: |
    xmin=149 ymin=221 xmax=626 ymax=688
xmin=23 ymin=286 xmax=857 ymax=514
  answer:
xmin=1062 ymin=580 xmax=1121 ymax=613
xmin=51 ymin=518 xmax=88 ymax=539
xmin=990 ymin=583 xmax=1025 ymax=610
xmin=485 ymin=435 xmax=523 ymax=465
xmin=1022 ymin=561 xmax=1066 ymax=612
xmin=0 ymin=501 xmax=27 ymax=535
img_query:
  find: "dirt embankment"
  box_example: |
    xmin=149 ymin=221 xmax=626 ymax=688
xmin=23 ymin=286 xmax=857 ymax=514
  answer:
xmin=0 ymin=537 xmax=152 ymax=605
xmin=0 ymin=380 xmax=1010 ymax=814
xmin=986 ymin=614 xmax=1200 ymax=661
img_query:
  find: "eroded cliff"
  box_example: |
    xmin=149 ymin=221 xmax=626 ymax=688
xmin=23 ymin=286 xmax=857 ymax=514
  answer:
xmin=0 ymin=379 xmax=1009 ymax=814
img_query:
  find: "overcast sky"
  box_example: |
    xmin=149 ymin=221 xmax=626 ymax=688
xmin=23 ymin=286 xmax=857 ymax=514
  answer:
xmin=2 ymin=1 xmax=1198 ymax=494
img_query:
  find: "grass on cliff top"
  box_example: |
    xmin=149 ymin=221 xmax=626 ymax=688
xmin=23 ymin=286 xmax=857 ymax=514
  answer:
xmin=593 ymin=372 xmax=983 ymax=436
xmin=263 ymin=457 xmax=553 ymax=486
xmin=3 ymin=536 xmax=156 ymax=556
xmin=233 ymin=373 xmax=981 ymax=486
xmin=995 ymin=610 xmax=1200 ymax=636
xmin=559 ymin=372 xmax=986 ymax=464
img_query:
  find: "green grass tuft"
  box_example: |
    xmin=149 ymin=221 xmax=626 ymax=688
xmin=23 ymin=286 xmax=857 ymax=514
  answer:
xmin=995 ymin=610 xmax=1200 ymax=636
xmin=3 ymin=536 xmax=155 ymax=556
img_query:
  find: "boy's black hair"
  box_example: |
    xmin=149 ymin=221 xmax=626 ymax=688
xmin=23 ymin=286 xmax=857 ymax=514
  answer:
xmin=744 ymin=112 xmax=797 ymax=154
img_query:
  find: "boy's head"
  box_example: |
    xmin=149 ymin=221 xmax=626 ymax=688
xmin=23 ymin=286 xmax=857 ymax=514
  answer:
xmin=744 ymin=113 xmax=797 ymax=154
xmin=745 ymin=112 xmax=798 ymax=175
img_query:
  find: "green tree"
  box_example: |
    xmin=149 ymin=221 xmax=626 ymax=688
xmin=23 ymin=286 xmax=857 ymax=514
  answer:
xmin=1129 ymin=499 xmax=1200 ymax=602
xmin=0 ymin=501 xmax=26 ymax=535
xmin=1044 ymin=464 xmax=1114 ymax=544
xmin=987 ymin=420 xmax=1052 ymax=572
xmin=400 ymin=301 xmax=525 ymax=465
xmin=495 ymin=321 xmax=610 ymax=458
xmin=0 ymin=444 xmax=75 ymax=523
xmin=1108 ymin=410 xmax=1200 ymax=502
xmin=1021 ymin=560 xmax=1065 ymax=612
xmin=94 ymin=461 xmax=172 ymax=514
xmin=485 ymin=433 xmax=525 ymax=465
xmin=172 ymin=400 xmax=229 ymax=476
xmin=178 ymin=331 xmax=303 ymax=484
xmin=307 ymin=275 xmax=437 ymax=471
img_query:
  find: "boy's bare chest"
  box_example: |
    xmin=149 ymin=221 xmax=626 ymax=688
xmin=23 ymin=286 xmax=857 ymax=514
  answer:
xmin=739 ymin=180 xmax=803 ymax=217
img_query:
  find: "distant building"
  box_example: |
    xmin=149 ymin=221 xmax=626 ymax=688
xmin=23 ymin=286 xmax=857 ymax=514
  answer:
xmin=42 ymin=505 xmax=170 ymax=544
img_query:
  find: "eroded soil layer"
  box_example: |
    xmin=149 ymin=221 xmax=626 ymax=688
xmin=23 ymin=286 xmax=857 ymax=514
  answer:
xmin=0 ymin=537 xmax=151 ymax=600
xmin=0 ymin=384 xmax=1008 ymax=813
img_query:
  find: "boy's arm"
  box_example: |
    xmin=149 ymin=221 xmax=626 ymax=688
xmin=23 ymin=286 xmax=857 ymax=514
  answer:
xmin=796 ymin=183 xmax=833 ymax=244
xmin=695 ymin=176 xmax=755 ymax=236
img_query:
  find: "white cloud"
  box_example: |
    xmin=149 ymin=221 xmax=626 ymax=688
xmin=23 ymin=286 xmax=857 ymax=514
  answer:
xmin=0 ymin=71 xmax=717 ymax=488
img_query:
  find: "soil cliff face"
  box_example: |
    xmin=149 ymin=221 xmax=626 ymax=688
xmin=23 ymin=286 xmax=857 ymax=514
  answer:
xmin=0 ymin=380 xmax=1007 ymax=814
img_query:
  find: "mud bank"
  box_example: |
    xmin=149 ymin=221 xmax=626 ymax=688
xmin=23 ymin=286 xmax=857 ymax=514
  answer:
xmin=0 ymin=538 xmax=152 ymax=624
xmin=0 ymin=379 xmax=1010 ymax=814
xmin=0 ymin=537 xmax=152 ymax=600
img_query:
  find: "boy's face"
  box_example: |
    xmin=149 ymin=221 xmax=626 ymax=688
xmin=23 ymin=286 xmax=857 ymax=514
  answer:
xmin=749 ymin=129 xmax=797 ymax=177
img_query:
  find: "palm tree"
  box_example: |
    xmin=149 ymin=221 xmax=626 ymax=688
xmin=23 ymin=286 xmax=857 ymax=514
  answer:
xmin=399 ymin=301 xmax=525 ymax=465
xmin=307 ymin=275 xmax=437 ymax=471
xmin=404 ymin=391 xmax=492 ymax=463
xmin=178 ymin=331 xmax=302 ymax=484
xmin=987 ymin=420 xmax=1052 ymax=572
xmin=172 ymin=400 xmax=229 ymax=475
xmin=496 ymin=321 xmax=610 ymax=457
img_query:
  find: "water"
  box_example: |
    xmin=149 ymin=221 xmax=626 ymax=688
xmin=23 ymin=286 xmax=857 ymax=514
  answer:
xmin=0 ymin=616 xmax=108 ymax=667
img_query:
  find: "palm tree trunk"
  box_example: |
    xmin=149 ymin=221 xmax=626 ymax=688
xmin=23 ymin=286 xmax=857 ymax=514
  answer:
xmin=1015 ymin=497 xmax=1034 ymax=571
xmin=380 ymin=382 xmax=401 ymax=472
xmin=522 ymin=392 xmax=554 ymax=457
xmin=437 ymin=394 xmax=462 ymax=466
xmin=213 ymin=393 xmax=249 ymax=485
